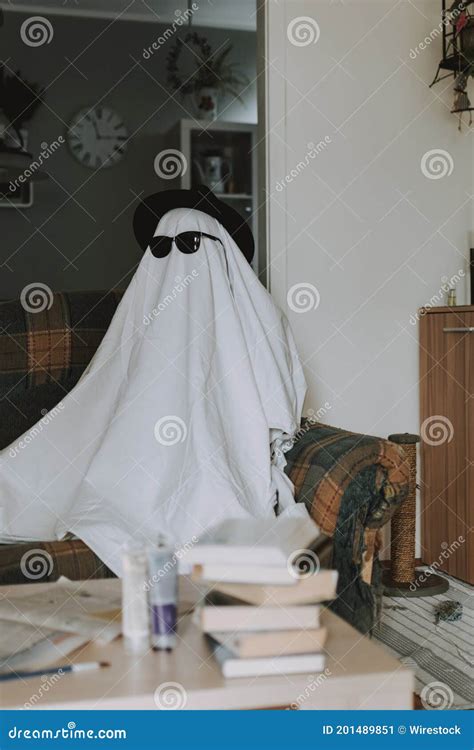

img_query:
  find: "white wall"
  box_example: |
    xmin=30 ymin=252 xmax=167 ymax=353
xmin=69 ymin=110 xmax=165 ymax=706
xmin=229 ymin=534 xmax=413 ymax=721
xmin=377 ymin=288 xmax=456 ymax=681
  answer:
xmin=266 ymin=0 xmax=472 ymax=440
xmin=265 ymin=0 xmax=473 ymax=557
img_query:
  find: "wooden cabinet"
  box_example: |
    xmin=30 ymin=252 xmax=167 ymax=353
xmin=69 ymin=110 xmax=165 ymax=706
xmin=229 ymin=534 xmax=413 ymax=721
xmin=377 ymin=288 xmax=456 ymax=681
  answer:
xmin=419 ymin=305 xmax=473 ymax=584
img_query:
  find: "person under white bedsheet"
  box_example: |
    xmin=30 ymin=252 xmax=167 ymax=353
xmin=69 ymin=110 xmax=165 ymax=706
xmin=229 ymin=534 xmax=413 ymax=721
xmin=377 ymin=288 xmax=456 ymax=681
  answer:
xmin=0 ymin=205 xmax=307 ymax=574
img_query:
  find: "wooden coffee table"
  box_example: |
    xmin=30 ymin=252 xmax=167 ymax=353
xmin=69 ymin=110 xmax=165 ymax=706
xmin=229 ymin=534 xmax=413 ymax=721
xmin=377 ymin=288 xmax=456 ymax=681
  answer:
xmin=0 ymin=579 xmax=413 ymax=710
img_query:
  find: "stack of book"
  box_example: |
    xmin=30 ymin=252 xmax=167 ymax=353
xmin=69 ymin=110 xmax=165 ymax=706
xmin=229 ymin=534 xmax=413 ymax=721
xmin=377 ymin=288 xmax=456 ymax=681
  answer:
xmin=185 ymin=514 xmax=337 ymax=678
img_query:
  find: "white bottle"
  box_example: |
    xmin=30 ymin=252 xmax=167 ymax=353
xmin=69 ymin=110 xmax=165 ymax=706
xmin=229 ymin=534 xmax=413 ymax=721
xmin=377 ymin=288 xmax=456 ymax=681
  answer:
xmin=122 ymin=542 xmax=150 ymax=654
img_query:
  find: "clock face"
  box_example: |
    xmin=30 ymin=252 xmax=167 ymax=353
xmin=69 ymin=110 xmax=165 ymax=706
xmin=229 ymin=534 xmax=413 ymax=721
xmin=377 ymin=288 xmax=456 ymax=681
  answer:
xmin=67 ymin=106 xmax=128 ymax=168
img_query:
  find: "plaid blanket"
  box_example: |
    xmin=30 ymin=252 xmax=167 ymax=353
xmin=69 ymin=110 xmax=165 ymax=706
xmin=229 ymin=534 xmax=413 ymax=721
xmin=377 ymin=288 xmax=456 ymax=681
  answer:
xmin=0 ymin=290 xmax=122 ymax=450
xmin=285 ymin=423 xmax=409 ymax=632
xmin=0 ymin=540 xmax=114 ymax=585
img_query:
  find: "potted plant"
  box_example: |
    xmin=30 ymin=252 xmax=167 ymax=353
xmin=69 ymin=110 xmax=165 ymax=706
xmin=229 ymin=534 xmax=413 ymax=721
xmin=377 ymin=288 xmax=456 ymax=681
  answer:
xmin=166 ymin=34 xmax=249 ymax=120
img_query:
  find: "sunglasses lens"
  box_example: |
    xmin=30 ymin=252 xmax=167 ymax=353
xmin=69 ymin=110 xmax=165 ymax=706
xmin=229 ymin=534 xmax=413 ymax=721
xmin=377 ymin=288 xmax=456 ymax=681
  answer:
xmin=176 ymin=232 xmax=200 ymax=254
xmin=150 ymin=236 xmax=173 ymax=258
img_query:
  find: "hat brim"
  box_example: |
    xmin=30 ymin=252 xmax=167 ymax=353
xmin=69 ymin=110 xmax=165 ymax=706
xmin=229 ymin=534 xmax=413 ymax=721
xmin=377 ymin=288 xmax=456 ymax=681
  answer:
xmin=133 ymin=187 xmax=255 ymax=264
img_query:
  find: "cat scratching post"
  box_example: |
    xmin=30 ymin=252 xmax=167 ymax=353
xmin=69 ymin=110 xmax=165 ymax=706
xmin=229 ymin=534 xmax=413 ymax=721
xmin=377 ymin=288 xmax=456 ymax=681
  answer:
xmin=383 ymin=433 xmax=448 ymax=597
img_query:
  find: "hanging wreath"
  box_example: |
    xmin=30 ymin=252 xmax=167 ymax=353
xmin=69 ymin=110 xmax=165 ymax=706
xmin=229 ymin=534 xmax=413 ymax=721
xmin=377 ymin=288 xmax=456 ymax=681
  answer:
xmin=166 ymin=33 xmax=213 ymax=96
xmin=166 ymin=33 xmax=248 ymax=99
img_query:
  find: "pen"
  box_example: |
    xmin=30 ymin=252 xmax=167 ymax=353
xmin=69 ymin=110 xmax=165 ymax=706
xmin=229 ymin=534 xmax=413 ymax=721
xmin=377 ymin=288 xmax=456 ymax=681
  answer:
xmin=0 ymin=660 xmax=110 ymax=682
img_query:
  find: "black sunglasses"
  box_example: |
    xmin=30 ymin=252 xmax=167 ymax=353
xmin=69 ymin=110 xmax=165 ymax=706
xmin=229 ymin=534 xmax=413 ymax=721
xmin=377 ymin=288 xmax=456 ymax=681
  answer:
xmin=149 ymin=232 xmax=222 ymax=258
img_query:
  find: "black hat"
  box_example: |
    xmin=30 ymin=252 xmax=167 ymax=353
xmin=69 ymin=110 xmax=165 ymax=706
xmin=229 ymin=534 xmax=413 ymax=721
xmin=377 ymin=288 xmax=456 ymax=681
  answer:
xmin=133 ymin=186 xmax=254 ymax=264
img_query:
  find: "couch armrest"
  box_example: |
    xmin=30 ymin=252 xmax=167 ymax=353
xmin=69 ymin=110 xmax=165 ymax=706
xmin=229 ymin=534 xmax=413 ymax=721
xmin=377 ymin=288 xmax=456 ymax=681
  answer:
xmin=0 ymin=540 xmax=115 ymax=585
xmin=284 ymin=423 xmax=409 ymax=632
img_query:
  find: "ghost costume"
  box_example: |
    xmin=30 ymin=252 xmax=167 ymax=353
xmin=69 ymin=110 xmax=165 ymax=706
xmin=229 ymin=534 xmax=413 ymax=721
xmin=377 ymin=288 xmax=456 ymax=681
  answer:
xmin=0 ymin=208 xmax=306 ymax=574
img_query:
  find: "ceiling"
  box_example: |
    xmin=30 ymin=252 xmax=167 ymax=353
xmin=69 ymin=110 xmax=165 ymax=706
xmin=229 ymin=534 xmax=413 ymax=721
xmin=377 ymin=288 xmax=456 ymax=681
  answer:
xmin=1 ymin=0 xmax=257 ymax=31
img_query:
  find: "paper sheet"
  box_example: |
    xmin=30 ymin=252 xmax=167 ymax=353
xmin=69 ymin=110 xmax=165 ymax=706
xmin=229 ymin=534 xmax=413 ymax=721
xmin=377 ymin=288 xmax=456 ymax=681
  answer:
xmin=0 ymin=577 xmax=122 ymax=670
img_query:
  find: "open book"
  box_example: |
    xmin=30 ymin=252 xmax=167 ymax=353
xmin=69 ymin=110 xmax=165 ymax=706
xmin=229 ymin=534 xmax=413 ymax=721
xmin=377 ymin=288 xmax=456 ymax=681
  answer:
xmin=182 ymin=508 xmax=321 ymax=567
xmin=0 ymin=578 xmax=121 ymax=674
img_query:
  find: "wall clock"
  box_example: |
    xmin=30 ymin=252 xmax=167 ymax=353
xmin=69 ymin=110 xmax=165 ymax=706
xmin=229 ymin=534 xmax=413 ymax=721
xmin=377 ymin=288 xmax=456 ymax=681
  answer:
xmin=67 ymin=106 xmax=128 ymax=169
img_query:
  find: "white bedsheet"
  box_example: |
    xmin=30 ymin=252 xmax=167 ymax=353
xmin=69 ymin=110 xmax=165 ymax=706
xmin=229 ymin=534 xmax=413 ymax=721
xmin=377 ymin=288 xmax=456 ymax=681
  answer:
xmin=0 ymin=208 xmax=306 ymax=574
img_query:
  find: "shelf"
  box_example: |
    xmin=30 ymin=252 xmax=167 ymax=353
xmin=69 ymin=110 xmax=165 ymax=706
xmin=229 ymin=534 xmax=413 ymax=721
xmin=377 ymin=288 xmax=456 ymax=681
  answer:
xmin=213 ymin=193 xmax=253 ymax=200
xmin=172 ymin=117 xmax=259 ymax=274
